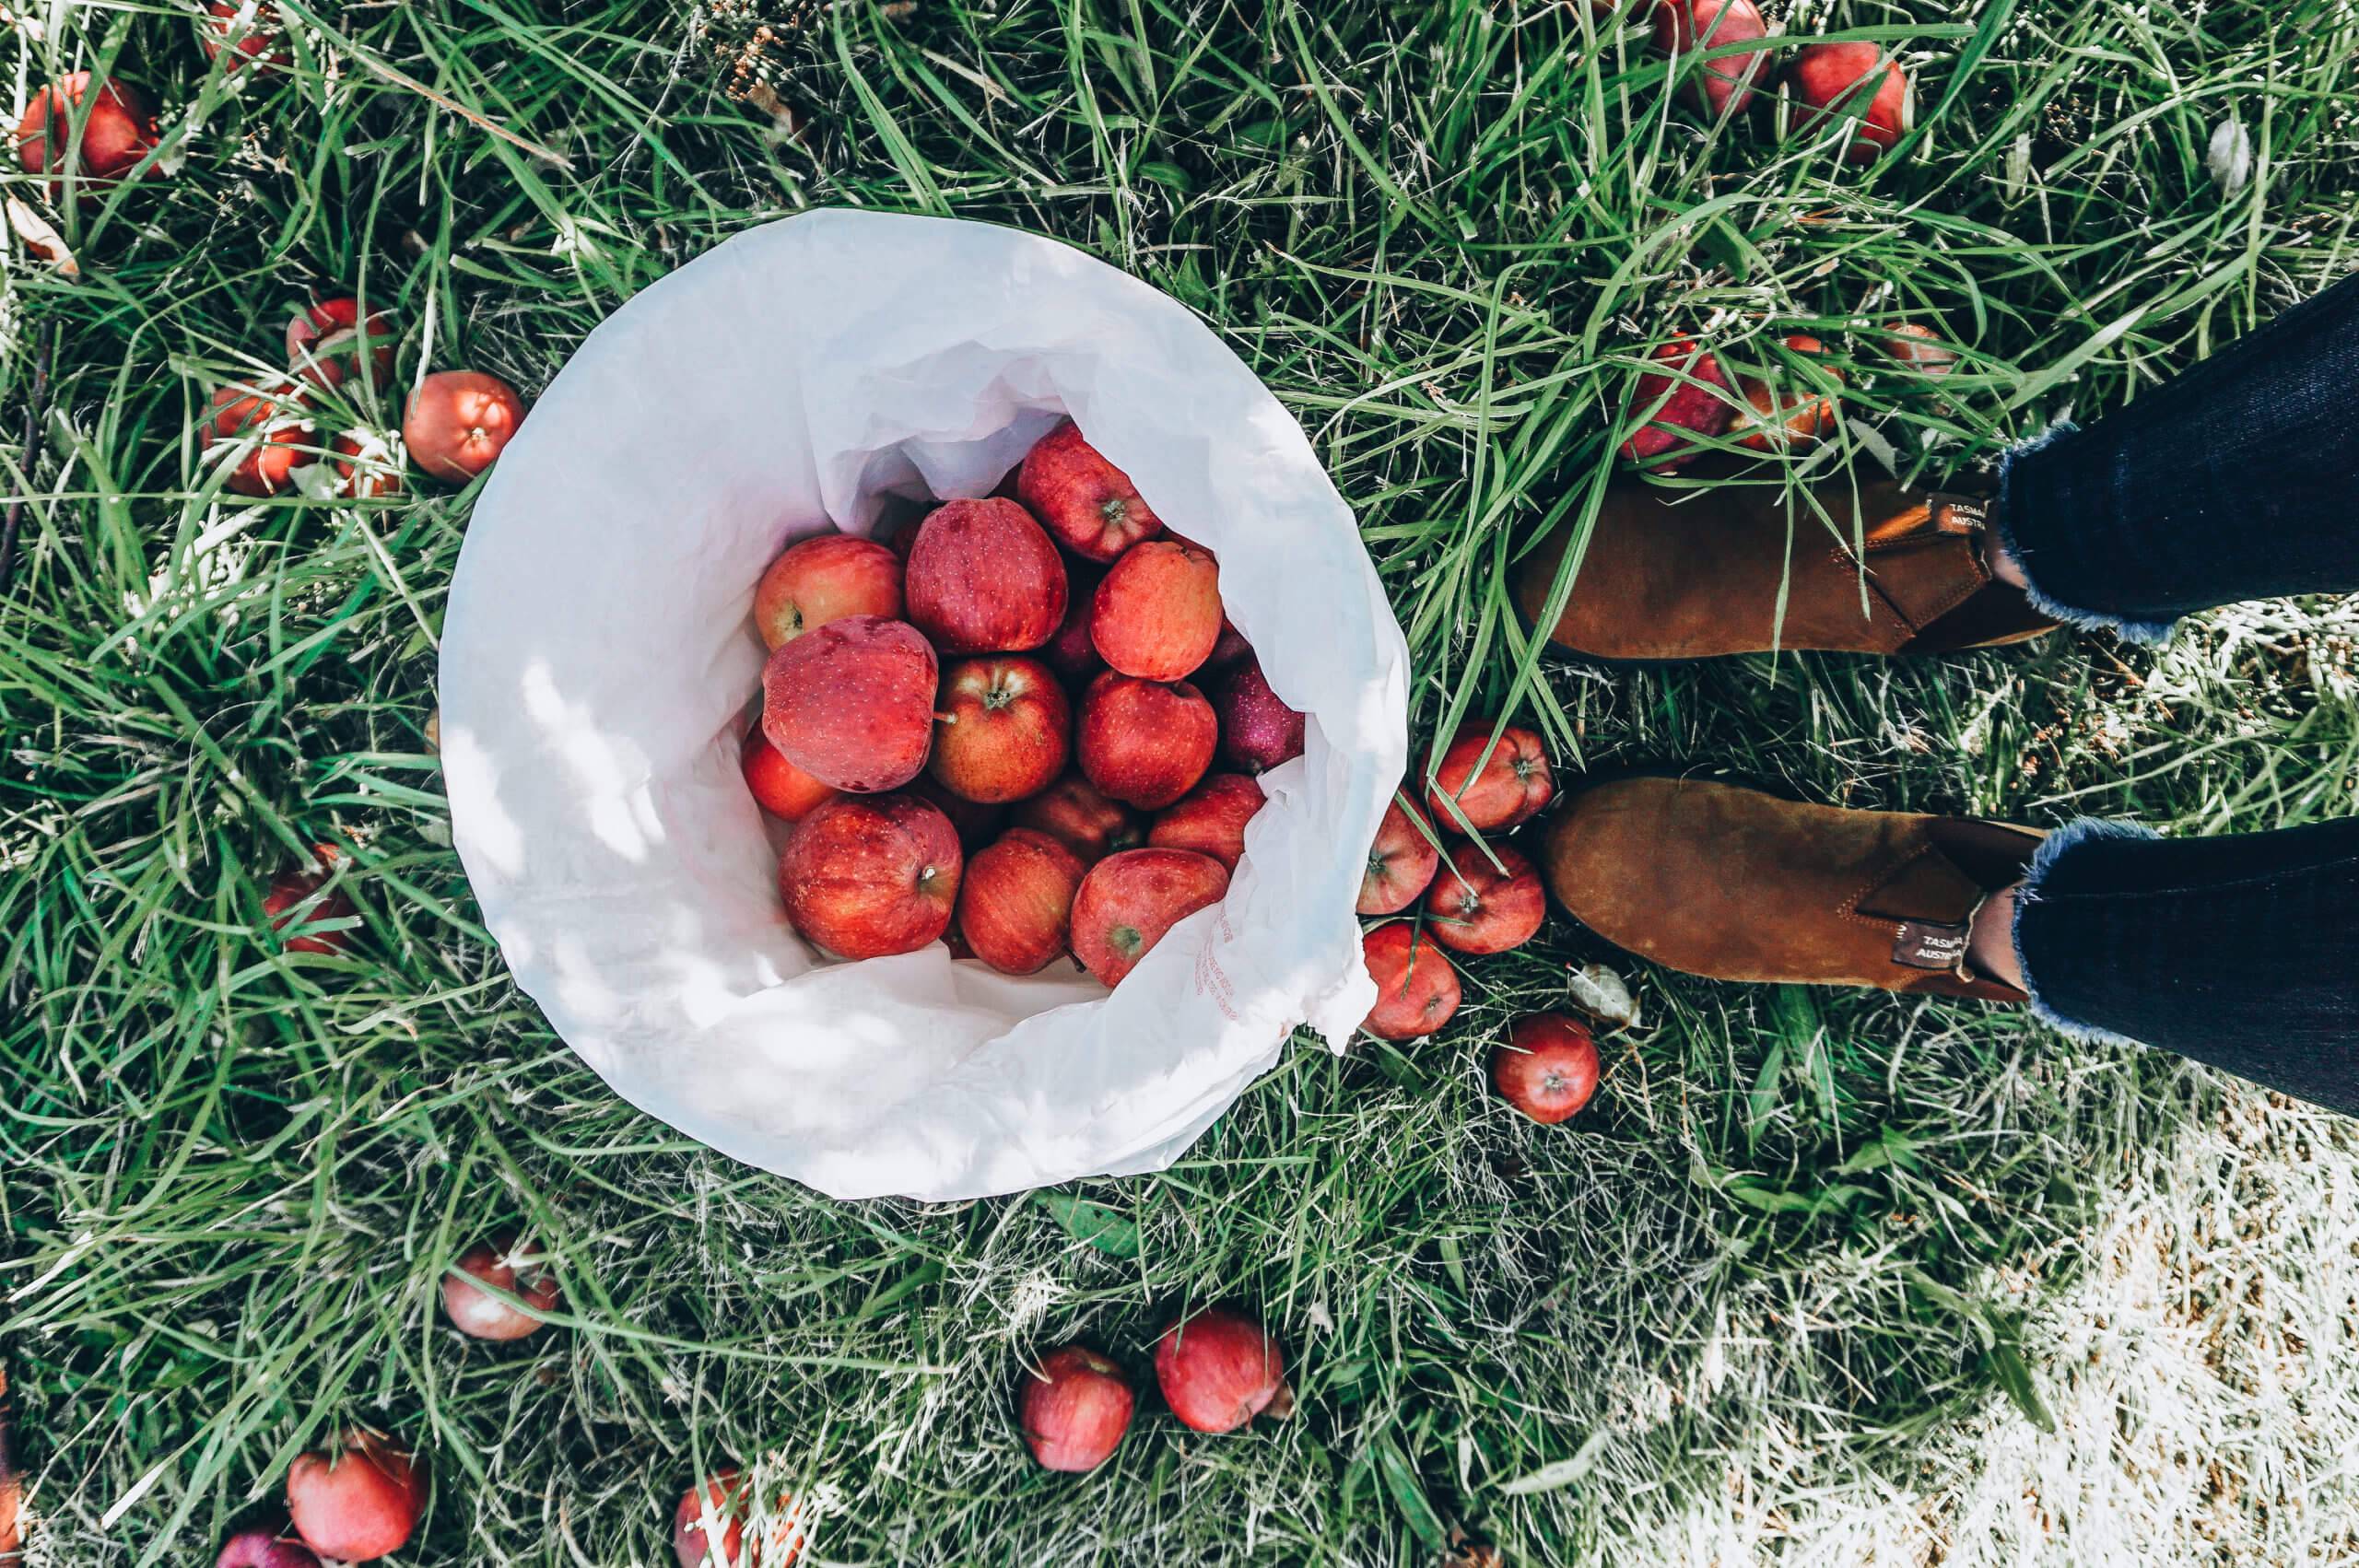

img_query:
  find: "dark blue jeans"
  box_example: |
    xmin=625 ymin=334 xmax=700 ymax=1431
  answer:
xmin=1998 ymin=271 xmax=2359 ymax=1113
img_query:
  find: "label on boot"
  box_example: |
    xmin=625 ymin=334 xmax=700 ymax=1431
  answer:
xmin=1891 ymin=919 xmax=1972 ymax=971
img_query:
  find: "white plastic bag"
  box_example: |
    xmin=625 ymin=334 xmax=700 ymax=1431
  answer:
xmin=440 ymin=210 xmax=1409 ymax=1200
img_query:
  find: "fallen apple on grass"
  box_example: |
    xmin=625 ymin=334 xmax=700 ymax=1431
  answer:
xmin=957 ymin=827 xmax=1086 ymax=975
xmin=1425 ymin=845 xmax=1546 ymax=955
xmin=753 ymin=534 xmax=904 ymax=650
xmin=1012 ymin=774 xmax=1144 ymax=864
xmin=1147 ymin=773 xmax=1264 ymax=872
xmin=1619 ymin=334 xmax=1734 ymax=466
xmin=287 ymin=298 xmax=395 ymax=392
xmin=440 ymin=1235 xmax=562 ymax=1342
xmin=1879 ymin=320 xmax=1957 ymax=376
xmin=1090 ymin=538 xmax=1221 ymax=680
xmin=743 ymin=732 xmax=839 ymax=822
xmin=13 ymin=73 xmax=159 ymax=199
xmin=672 ymin=1470 xmax=807 ymax=1568
xmin=1018 ymin=1345 xmax=1135 ymax=1472
xmin=1155 ymin=1307 xmax=1289 ymax=1434
xmin=904 ymin=497 xmax=1067 ymax=654
xmin=930 ymin=655 xmax=1072 ymax=804
xmin=1070 ymin=847 xmax=1229 ymax=987
xmin=760 ymin=614 xmax=938 ymax=792
xmin=778 ymin=793 xmax=962 ymax=959
xmin=1212 ymin=659 xmax=1305 ymax=775
xmin=200 ymin=0 xmax=291 ymax=74
xmin=213 ymin=1529 xmax=322 ymax=1568
xmin=1360 ymin=923 xmax=1461 ymax=1040
xmin=1016 ymin=419 xmax=1163 ymax=561
xmin=1426 ymin=724 xmax=1554 ymax=832
xmin=264 ymin=845 xmax=356 ymax=954
xmin=404 ymin=369 xmax=526 ymax=482
xmin=286 ymin=1433 xmax=424 ymax=1562
xmin=1077 ymin=672 xmax=1216 ymax=811
xmin=205 ymin=381 xmax=311 ymax=497
xmin=1790 ymin=41 xmax=1910 ymax=163
xmin=1651 ymin=0 xmax=1769 ymax=116
xmin=329 ymin=430 xmax=403 ymax=498
xmin=1493 ymin=1013 xmax=1602 ymax=1124
xmin=1357 ymin=801 xmax=1440 ymax=916
xmin=1731 ymin=333 xmax=1844 ymax=451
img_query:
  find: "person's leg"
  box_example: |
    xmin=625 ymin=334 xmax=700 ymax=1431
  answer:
xmin=1997 ymin=269 xmax=2359 ymax=643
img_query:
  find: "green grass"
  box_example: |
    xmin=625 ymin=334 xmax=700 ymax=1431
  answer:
xmin=6 ymin=0 xmax=2359 ymax=1562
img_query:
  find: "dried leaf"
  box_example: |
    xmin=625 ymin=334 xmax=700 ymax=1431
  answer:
xmin=1565 ymin=963 xmax=1640 ymax=1029
xmin=6 ymin=196 xmax=77 ymax=277
xmin=2207 ymin=119 xmax=2252 ymax=199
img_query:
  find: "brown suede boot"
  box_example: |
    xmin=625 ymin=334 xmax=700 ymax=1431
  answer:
xmin=1514 ymin=474 xmax=2057 ymax=661
xmin=1542 ymin=775 xmax=2040 ymax=1001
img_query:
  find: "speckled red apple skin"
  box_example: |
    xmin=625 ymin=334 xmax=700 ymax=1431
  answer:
xmin=1214 ymin=660 xmax=1306 ymax=775
xmin=1089 ymin=539 xmax=1221 ymax=680
xmin=1153 ymin=1308 xmax=1285 ymax=1434
xmin=904 ymin=497 xmax=1067 ymax=653
xmin=1077 ymin=673 xmax=1217 ymax=810
xmin=761 ymin=614 xmax=938 ymax=793
xmin=778 ymin=793 xmax=961 ymax=959
xmin=1493 ymin=1013 xmax=1602 ymax=1124
xmin=1018 ymin=1345 xmax=1136 ymax=1472
xmin=958 ymin=828 xmax=1087 ymax=976
xmin=1069 ymin=848 xmax=1229 ymax=988
xmin=1015 ymin=420 xmax=1165 ymax=562
xmin=1425 ymin=844 xmax=1546 ymax=955
xmin=1147 ymin=773 xmax=1265 ymax=872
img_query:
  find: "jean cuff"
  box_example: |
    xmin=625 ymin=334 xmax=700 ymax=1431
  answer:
xmin=1995 ymin=423 xmax=2180 ymax=649
xmin=2011 ymin=816 xmax=2164 ymax=1047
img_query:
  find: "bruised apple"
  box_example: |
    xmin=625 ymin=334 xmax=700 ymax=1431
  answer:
xmin=1147 ymin=773 xmax=1264 ymax=872
xmin=1013 ymin=775 xmax=1144 ymax=864
xmin=1154 ymin=1307 xmax=1287 ymax=1434
xmin=930 ymin=656 xmax=1071 ymax=803
xmin=1790 ymin=41 xmax=1910 ymax=163
xmin=753 ymin=534 xmax=903 ymax=649
xmin=404 ymin=370 xmax=525 ymax=482
xmin=1425 ymin=845 xmax=1546 ymax=955
xmin=1731 ymin=333 xmax=1844 ymax=451
xmin=1213 ymin=660 xmax=1306 ymax=775
xmin=905 ymin=497 xmax=1067 ymax=653
xmin=1090 ymin=539 xmax=1221 ymax=681
xmin=1016 ymin=419 xmax=1163 ymax=561
xmin=1651 ymin=0 xmax=1768 ymax=116
xmin=778 ymin=793 xmax=961 ymax=959
xmin=440 ymin=1234 xmax=561 ymax=1341
xmin=1019 ymin=1345 xmax=1135 ymax=1473
xmin=1492 ymin=1013 xmax=1602 ymax=1124
xmin=1077 ymin=673 xmax=1216 ymax=811
xmin=1620 ymin=334 xmax=1733 ymax=466
xmin=1426 ymin=725 xmax=1554 ymax=832
xmin=743 ymin=732 xmax=838 ymax=823
xmin=14 ymin=73 xmax=159 ymax=199
xmin=1069 ymin=848 xmax=1229 ymax=987
xmin=286 ymin=1433 xmax=424 ymax=1562
xmin=205 ymin=381 xmax=311 ymax=497
xmin=673 ymin=1470 xmax=808 ymax=1568
xmin=957 ymin=828 xmax=1086 ymax=975
xmin=761 ymin=614 xmax=937 ymax=792
xmin=1357 ymin=801 xmax=1440 ymax=916
xmin=1361 ymin=923 xmax=1461 ymax=1040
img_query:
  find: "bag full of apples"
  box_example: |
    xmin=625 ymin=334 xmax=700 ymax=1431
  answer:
xmin=439 ymin=211 xmax=1409 ymax=1200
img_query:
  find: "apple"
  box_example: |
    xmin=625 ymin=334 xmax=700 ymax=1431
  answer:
xmin=440 ymin=1234 xmax=561 ymax=1341
xmin=957 ymin=827 xmax=1086 ymax=975
xmin=1015 ymin=419 xmax=1164 ymax=561
xmin=904 ymin=497 xmax=1067 ymax=653
xmin=760 ymin=614 xmax=937 ymax=792
xmin=742 ymin=732 xmax=838 ymax=822
xmin=1619 ymin=334 xmax=1733 ymax=465
xmin=1360 ymin=923 xmax=1461 ymax=1040
xmin=752 ymin=534 xmax=903 ymax=649
xmin=1089 ymin=539 xmax=1221 ymax=680
xmin=205 ymin=382 xmax=311 ymax=497
xmin=779 ymin=793 xmax=960 ymax=959
xmin=287 ymin=298 xmax=396 ymax=391
xmin=264 ymin=844 xmax=357 ymax=955
xmin=1011 ymin=774 xmax=1144 ymax=864
xmin=1357 ymin=801 xmax=1440 ymax=916
xmin=907 ymin=771 xmax=1007 ymax=850
xmin=200 ymin=1 xmax=290 ymax=74
xmin=1492 ymin=1013 xmax=1602 ymax=1124
xmin=13 ymin=73 xmax=158 ymax=199
xmin=1880 ymin=320 xmax=1957 ymax=376
xmin=330 ymin=430 xmax=403 ymax=498
xmin=286 ymin=1433 xmax=424 ymax=1562
xmin=1203 ymin=615 xmax=1252 ymax=673
xmin=1790 ymin=41 xmax=1909 ymax=163
xmin=1040 ymin=561 xmax=1105 ymax=684
xmin=1077 ymin=672 xmax=1216 ymax=810
xmin=1147 ymin=773 xmax=1265 ymax=872
xmin=930 ymin=655 xmax=1071 ymax=803
xmin=1213 ymin=659 xmax=1306 ymax=775
xmin=1426 ymin=725 xmax=1554 ymax=832
xmin=1154 ymin=1307 xmax=1286 ymax=1434
xmin=403 ymin=370 xmax=526 ymax=482
xmin=1425 ymin=844 xmax=1546 ymax=954
xmin=1651 ymin=0 xmax=1768 ymax=116
xmin=1069 ymin=848 xmax=1229 ymax=987
xmin=213 ymin=1529 xmax=323 ymax=1568
xmin=1018 ymin=1345 xmax=1135 ymax=1473
xmin=673 ymin=1470 xmax=807 ymax=1568
xmin=1731 ymin=333 xmax=1844 ymax=451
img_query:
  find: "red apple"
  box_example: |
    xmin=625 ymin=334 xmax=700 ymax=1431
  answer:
xmin=1203 ymin=615 xmax=1252 ymax=673
xmin=904 ymin=497 xmax=1067 ymax=653
xmin=957 ymin=827 xmax=1086 ymax=975
xmin=930 ymin=655 xmax=1071 ymax=803
xmin=1651 ymin=0 xmax=1768 ymax=115
xmin=1147 ymin=773 xmax=1265 ymax=872
xmin=205 ymin=381 xmax=311 ymax=497
xmin=264 ymin=843 xmax=356 ymax=954
xmin=752 ymin=534 xmax=903 ymax=650
xmin=1357 ymin=801 xmax=1440 ymax=916
xmin=760 ymin=614 xmax=937 ymax=792
xmin=1361 ymin=923 xmax=1461 ymax=1040
xmin=1153 ymin=1307 xmax=1286 ymax=1434
xmin=403 ymin=370 xmax=526 ymax=482
xmin=1425 ymin=844 xmax=1546 ymax=954
xmin=287 ymin=298 xmax=396 ymax=391
xmin=440 ymin=1234 xmax=561 ymax=1342
xmin=779 ymin=793 xmax=960 ymax=959
xmin=1619 ymin=334 xmax=1734 ymax=466
xmin=200 ymin=1 xmax=290 ymax=74
xmin=1077 ymin=672 xmax=1216 ymax=810
xmin=1790 ymin=40 xmax=1910 ymax=163
xmin=213 ymin=1529 xmax=323 ymax=1568
xmin=1018 ymin=1345 xmax=1135 ymax=1473
xmin=286 ymin=1433 xmax=424 ymax=1562
xmin=1731 ymin=333 xmax=1843 ymax=451
xmin=1492 ymin=1013 xmax=1602 ymax=1124
xmin=1041 ymin=561 xmax=1105 ymax=684
xmin=13 ymin=73 xmax=158 ymax=199
xmin=330 ymin=430 xmax=403 ymax=498
xmin=1011 ymin=775 xmax=1144 ymax=864
xmin=1879 ymin=320 xmax=1956 ymax=376
xmin=1088 ymin=539 xmax=1221 ymax=681
xmin=742 ymin=732 xmax=838 ymax=823
xmin=1212 ymin=659 xmax=1306 ymax=776
xmin=1426 ymin=725 xmax=1554 ymax=832
xmin=1069 ymin=848 xmax=1229 ymax=987
xmin=673 ymin=1470 xmax=807 ymax=1568
xmin=907 ymin=770 xmax=1006 ymax=850
xmin=1015 ymin=419 xmax=1164 ymax=561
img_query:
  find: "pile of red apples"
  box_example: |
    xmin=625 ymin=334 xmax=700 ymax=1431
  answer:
xmin=747 ymin=419 xmax=1305 ymax=988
